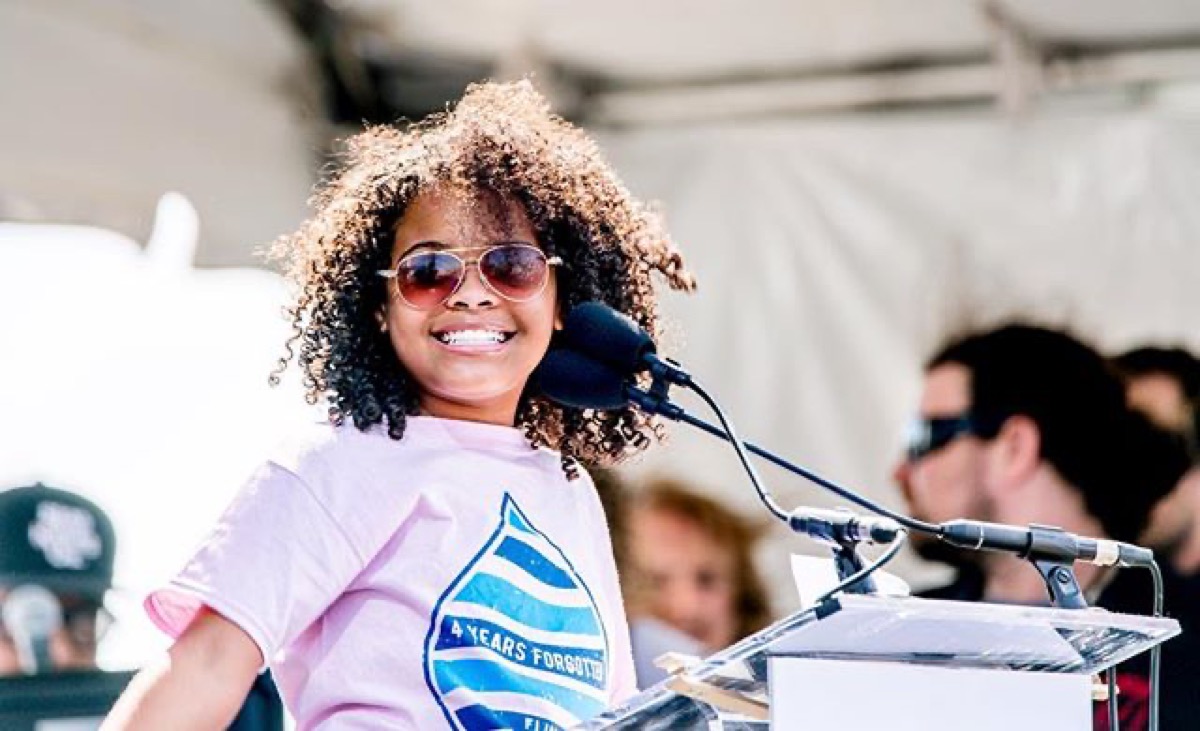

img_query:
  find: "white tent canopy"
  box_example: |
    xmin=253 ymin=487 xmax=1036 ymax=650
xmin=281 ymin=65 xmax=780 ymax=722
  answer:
xmin=348 ymin=0 xmax=1200 ymax=122
xmin=353 ymin=0 xmax=1200 ymax=82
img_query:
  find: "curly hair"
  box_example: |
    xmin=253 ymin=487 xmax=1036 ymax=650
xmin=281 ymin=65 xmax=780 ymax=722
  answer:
xmin=268 ymin=80 xmax=695 ymax=477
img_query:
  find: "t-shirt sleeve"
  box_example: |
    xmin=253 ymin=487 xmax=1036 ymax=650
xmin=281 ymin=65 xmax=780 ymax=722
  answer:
xmin=144 ymin=460 xmax=368 ymax=668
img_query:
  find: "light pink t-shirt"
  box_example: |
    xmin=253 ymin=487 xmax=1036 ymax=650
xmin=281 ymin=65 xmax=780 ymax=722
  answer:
xmin=146 ymin=417 xmax=636 ymax=730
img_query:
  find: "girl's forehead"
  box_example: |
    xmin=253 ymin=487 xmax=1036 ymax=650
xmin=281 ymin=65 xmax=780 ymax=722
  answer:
xmin=394 ymin=186 xmax=534 ymax=248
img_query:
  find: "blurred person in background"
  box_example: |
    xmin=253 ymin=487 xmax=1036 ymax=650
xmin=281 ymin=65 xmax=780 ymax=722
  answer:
xmin=1113 ymin=346 xmax=1200 ymax=576
xmin=590 ymin=469 xmax=632 ymax=597
xmin=625 ymin=477 xmax=771 ymax=686
xmin=0 ymin=483 xmax=115 ymax=675
xmin=0 ymin=484 xmax=283 ymax=729
xmin=893 ymin=325 xmax=1193 ymax=730
xmin=591 ymin=468 xmax=693 ymax=688
xmin=1112 ymin=347 xmax=1200 ymax=451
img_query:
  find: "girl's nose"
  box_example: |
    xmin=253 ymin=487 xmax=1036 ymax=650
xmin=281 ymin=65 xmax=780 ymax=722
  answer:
xmin=447 ymin=262 xmax=495 ymax=309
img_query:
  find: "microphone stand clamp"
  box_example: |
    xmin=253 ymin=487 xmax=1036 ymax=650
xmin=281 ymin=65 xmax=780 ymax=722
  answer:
xmin=1024 ymin=525 xmax=1088 ymax=610
xmin=830 ymin=539 xmax=878 ymax=595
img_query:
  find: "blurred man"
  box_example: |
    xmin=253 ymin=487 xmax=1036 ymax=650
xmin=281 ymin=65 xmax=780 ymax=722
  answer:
xmin=894 ymin=326 xmax=1184 ymax=601
xmin=0 ymin=483 xmax=116 ymax=675
xmin=626 ymin=478 xmax=771 ymax=680
xmin=893 ymin=325 xmax=1192 ymax=729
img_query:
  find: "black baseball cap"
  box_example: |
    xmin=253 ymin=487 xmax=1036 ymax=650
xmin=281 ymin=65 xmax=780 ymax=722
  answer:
xmin=0 ymin=484 xmax=116 ymax=599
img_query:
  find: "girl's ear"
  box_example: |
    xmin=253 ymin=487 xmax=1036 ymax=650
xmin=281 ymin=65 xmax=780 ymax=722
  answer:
xmin=554 ymin=301 xmax=565 ymax=331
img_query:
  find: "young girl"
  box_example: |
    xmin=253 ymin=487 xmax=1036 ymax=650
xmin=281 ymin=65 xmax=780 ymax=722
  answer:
xmin=103 ymin=80 xmax=694 ymax=730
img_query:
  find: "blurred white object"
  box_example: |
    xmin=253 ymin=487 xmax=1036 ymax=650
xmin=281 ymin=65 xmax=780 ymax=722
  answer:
xmin=144 ymin=192 xmax=199 ymax=273
xmin=629 ymin=616 xmax=705 ymax=689
xmin=0 ymin=214 xmax=315 ymax=671
xmin=1 ymin=584 xmax=63 ymax=675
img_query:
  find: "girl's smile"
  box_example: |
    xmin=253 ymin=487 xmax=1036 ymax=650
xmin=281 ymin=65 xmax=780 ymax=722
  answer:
xmin=430 ymin=320 xmax=516 ymax=353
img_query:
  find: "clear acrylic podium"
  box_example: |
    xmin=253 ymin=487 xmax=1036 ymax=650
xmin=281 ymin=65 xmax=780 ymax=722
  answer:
xmin=578 ymin=594 xmax=1180 ymax=730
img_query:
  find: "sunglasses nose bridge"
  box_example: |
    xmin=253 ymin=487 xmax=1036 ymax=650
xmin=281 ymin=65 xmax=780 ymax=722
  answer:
xmin=445 ymin=255 xmax=500 ymax=307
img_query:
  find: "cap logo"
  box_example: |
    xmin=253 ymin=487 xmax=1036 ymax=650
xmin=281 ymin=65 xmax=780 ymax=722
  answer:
xmin=27 ymin=501 xmax=102 ymax=570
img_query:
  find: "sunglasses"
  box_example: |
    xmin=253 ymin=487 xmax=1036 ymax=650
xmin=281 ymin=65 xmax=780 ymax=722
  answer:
xmin=377 ymin=242 xmax=562 ymax=311
xmin=904 ymin=414 xmax=980 ymax=462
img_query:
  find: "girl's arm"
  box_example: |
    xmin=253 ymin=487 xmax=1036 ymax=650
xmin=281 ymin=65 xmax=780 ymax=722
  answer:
xmin=101 ymin=607 xmax=263 ymax=731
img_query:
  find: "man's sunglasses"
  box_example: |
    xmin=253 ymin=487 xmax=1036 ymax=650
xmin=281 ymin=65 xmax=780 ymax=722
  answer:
xmin=904 ymin=414 xmax=981 ymax=462
xmin=377 ymin=242 xmax=562 ymax=311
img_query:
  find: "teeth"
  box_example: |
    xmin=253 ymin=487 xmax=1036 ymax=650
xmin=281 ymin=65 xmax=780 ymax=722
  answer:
xmin=436 ymin=329 xmax=508 ymax=345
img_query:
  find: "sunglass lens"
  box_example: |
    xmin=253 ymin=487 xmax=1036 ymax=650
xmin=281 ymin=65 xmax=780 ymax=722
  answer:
xmin=396 ymin=252 xmax=463 ymax=308
xmin=906 ymin=416 xmax=976 ymax=462
xmin=905 ymin=419 xmax=932 ymax=461
xmin=481 ymin=245 xmax=549 ymax=301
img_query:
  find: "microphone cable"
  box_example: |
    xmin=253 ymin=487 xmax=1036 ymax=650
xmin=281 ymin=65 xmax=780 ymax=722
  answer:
xmin=669 ymin=378 xmax=941 ymax=536
xmin=1109 ymin=561 xmax=1165 ymax=731
xmin=685 ymin=378 xmax=789 ymax=524
xmin=685 ymin=376 xmax=911 ymax=602
xmin=1148 ymin=560 xmax=1165 ymax=731
xmin=1108 ymin=666 xmax=1118 ymax=731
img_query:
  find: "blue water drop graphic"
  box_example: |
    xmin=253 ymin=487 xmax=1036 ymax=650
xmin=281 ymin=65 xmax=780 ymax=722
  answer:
xmin=424 ymin=494 xmax=609 ymax=730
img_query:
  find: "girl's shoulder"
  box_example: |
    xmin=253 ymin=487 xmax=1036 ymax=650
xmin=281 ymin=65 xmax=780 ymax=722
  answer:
xmin=265 ymin=419 xmax=400 ymax=479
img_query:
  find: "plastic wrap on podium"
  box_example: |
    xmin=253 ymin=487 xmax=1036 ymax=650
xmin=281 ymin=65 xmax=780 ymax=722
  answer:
xmin=576 ymin=594 xmax=1180 ymax=730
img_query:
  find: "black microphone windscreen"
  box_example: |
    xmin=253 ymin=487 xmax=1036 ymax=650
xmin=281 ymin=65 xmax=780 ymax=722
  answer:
xmin=532 ymin=348 xmax=630 ymax=411
xmin=561 ymin=302 xmax=655 ymax=374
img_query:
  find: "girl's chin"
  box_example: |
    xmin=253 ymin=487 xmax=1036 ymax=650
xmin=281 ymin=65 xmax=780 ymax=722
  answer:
xmin=418 ymin=387 xmax=523 ymax=416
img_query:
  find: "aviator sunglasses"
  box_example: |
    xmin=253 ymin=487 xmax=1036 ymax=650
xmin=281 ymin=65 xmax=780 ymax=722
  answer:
xmin=377 ymin=242 xmax=562 ymax=310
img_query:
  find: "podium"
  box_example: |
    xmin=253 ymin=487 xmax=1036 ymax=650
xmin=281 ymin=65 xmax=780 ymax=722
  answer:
xmin=579 ymin=594 xmax=1180 ymax=730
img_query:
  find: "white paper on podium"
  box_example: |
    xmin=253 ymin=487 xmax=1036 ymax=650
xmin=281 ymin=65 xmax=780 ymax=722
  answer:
xmin=790 ymin=553 xmax=910 ymax=609
xmin=770 ymin=658 xmax=1092 ymax=730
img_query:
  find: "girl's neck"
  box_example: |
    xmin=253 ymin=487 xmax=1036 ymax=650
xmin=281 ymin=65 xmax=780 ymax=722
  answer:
xmin=417 ymin=394 xmax=518 ymax=427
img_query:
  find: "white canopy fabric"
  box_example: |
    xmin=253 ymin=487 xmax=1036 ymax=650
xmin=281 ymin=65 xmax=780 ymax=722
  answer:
xmin=0 ymin=1 xmax=317 ymax=267
xmin=353 ymin=0 xmax=1200 ymax=83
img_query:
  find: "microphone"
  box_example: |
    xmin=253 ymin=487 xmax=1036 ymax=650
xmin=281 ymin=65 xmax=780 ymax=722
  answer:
xmin=1 ymin=584 xmax=62 ymax=675
xmin=532 ymin=347 xmax=630 ymax=410
xmin=559 ymin=302 xmax=692 ymax=385
xmin=939 ymin=519 xmax=1155 ymax=568
xmin=789 ymin=507 xmax=902 ymax=546
xmin=533 ymin=347 xmax=684 ymax=418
